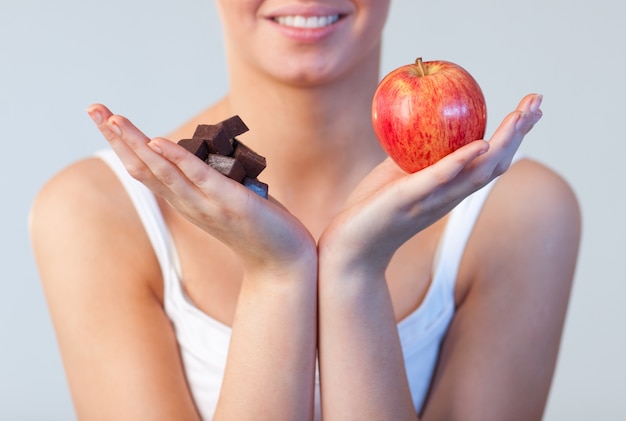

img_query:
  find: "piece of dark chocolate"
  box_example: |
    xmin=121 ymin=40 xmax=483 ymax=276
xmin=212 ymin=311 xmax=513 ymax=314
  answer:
xmin=243 ymin=177 xmax=269 ymax=199
xmin=179 ymin=115 xmax=268 ymax=199
xmin=232 ymin=139 xmax=267 ymax=178
xmin=192 ymin=124 xmax=234 ymax=156
xmin=206 ymin=154 xmax=246 ymax=183
xmin=218 ymin=115 xmax=249 ymax=139
xmin=177 ymin=138 xmax=209 ymax=161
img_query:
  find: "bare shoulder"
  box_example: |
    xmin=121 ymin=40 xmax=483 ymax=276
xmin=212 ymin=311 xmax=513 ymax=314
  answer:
xmin=31 ymin=156 xmax=138 ymax=234
xmin=30 ymin=155 xmax=162 ymax=299
xmin=467 ymin=157 xmax=582 ymax=276
xmin=489 ymin=157 xmax=581 ymax=233
xmin=463 ymin=157 xmax=582 ymax=294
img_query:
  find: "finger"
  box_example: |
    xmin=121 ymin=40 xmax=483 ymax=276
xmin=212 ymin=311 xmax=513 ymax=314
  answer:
xmin=86 ymin=104 xmax=154 ymax=182
xmin=106 ymin=113 xmax=152 ymax=152
xmin=86 ymin=103 xmax=115 ymax=141
xmin=471 ymin=93 xmax=543 ymax=179
xmin=147 ymin=137 xmax=242 ymax=205
xmin=515 ymin=93 xmax=543 ymax=135
xmin=149 ymin=138 xmax=296 ymax=255
xmin=350 ymin=140 xmax=490 ymax=262
xmin=114 ymin=120 xmax=171 ymax=195
xmin=86 ymin=104 xmax=141 ymax=155
xmin=514 ymin=93 xmax=536 ymax=114
xmin=503 ymin=93 xmax=543 ymax=139
xmin=402 ymin=110 xmax=522 ymax=210
xmin=379 ymin=139 xmax=490 ymax=222
xmin=486 ymin=109 xmax=525 ymax=169
xmin=413 ymin=139 xmax=490 ymax=188
xmin=88 ymin=106 xmax=182 ymax=199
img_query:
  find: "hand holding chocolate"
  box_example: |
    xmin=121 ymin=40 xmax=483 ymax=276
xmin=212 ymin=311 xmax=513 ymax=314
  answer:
xmin=177 ymin=115 xmax=268 ymax=199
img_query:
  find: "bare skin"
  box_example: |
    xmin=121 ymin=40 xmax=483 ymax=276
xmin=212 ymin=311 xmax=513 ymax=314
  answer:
xmin=29 ymin=1 xmax=581 ymax=420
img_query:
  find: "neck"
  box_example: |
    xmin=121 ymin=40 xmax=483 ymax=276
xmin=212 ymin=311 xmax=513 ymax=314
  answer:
xmin=216 ymin=50 xmax=386 ymax=206
xmin=171 ymin=47 xmax=389 ymax=236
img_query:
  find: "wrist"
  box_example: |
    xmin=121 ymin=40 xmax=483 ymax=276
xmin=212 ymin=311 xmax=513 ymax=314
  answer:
xmin=242 ymin=237 xmax=318 ymax=286
xmin=318 ymin=229 xmax=391 ymax=279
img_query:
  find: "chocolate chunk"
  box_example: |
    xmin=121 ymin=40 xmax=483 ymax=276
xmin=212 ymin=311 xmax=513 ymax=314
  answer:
xmin=192 ymin=124 xmax=234 ymax=156
xmin=179 ymin=115 xmax=267 ymax=199
xmin=206 ymin=154 xmax=246 ymax=182
xmin=219 ymin=115 xmax=249 ymax=139
xmin=177 ymin=138 xmax=209 ymax=161
xmin=243 ymin=177 xmax=269 ymax=199
xmin=232 ymin=139 xmax=267 ymax=178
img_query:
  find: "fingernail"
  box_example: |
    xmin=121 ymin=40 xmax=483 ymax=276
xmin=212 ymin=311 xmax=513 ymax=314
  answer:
xmin=108 ymin=119 xmax=122 ymax=137
xmin=86 ymin=107 xmax=102 ymax=124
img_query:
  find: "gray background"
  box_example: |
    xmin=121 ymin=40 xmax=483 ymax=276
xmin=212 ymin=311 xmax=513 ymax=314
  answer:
xmin=2 ymin=0 xmax=624 ymax=419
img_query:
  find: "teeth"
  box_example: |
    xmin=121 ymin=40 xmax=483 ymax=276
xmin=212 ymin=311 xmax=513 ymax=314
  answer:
xmin=274 ymin=15 xmax=339 ymax=28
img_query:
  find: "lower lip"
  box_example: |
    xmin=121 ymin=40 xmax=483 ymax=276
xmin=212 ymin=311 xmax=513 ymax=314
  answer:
xmin=268 ymin=18 xmax=343 ymax=43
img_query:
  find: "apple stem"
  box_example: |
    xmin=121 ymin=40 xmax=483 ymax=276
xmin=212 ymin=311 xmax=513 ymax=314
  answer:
xmin=415 ymin=57 xmax=426 ymax=77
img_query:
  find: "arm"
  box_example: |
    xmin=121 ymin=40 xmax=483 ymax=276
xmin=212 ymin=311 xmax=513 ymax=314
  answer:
xmin=30 ymin=158 xmax=202 ymax=420
xmin=316 ymin=94 xmax=545 ymax=420
xmin=420 ymin=159 xmax=580 ymax=420
xmin=31 ymin=105 xmax=318 ymax=420
xmin=90 ymin=105 xmax=319 ymax=421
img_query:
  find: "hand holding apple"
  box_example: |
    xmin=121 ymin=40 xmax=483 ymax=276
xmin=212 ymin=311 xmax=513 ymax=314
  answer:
xmin=372 ymin=57 xmax=487 ymax=173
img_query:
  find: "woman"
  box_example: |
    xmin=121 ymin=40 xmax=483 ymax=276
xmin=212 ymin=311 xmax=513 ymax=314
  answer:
xmin=30 ymin=1 xmax=581 ymax=420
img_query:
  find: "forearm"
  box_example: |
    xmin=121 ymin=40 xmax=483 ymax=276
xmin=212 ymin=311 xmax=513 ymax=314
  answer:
xmin=318 ymin=263 xmax=418 ymax=421
xmin=214 ymin=261 xmax=318 ymax=421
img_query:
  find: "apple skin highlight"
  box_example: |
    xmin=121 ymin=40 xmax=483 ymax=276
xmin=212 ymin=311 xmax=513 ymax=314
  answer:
xmin=372 ymin=58 xmax=487 ymax=173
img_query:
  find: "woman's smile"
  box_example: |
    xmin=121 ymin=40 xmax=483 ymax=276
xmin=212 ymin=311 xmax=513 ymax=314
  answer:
xmin=265 ymin=5 xmax=348 ymax=44
xmin=272 ymin=14 xmax=341 ymax=28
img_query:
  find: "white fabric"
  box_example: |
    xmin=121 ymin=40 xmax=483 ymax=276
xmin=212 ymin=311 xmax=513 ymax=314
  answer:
xmin=96 ymin=148 xmax=499 ymax=419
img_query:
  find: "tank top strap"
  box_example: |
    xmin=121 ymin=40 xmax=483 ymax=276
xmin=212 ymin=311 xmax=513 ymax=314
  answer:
xmin=434 ymin=182 xmax=494 ymax=296
xmin=434 ymin=153 xmax=525 ymax=295
xmin=95 ymin=149 xmax=183 ymax=288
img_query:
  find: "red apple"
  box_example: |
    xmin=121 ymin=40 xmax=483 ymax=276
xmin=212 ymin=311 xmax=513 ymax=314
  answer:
xmin=371 ymin=57 xmax=487 ymax=173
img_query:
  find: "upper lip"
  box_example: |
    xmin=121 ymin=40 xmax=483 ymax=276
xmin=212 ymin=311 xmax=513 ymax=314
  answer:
xmin=263 ymin=3 xmax=351 ymax=19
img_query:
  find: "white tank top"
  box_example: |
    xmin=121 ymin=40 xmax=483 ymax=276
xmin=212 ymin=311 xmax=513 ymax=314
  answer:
xmin=97 ymin=148 xmax=498 ymax=420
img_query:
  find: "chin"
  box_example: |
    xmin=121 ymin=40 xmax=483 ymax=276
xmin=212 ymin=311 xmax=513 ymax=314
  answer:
xmin=264 ymin=45 xmax=380 ymax=88
xmin=276 ymin=59 xmax=342 ymax=86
